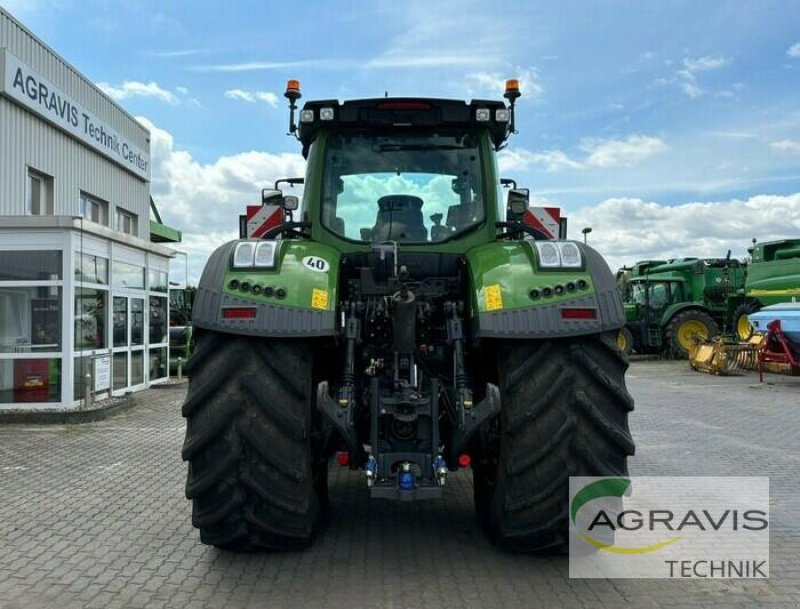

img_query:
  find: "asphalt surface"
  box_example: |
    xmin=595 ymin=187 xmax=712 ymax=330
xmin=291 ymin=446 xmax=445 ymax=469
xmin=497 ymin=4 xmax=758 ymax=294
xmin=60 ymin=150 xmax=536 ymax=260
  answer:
xmin=0 ymin=361 xmax=799 ymax=609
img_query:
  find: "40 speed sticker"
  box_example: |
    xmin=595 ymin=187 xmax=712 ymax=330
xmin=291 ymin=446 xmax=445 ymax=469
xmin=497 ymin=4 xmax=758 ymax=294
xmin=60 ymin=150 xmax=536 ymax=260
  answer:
xmin=302 ymin=256 xmax=329 ymax=273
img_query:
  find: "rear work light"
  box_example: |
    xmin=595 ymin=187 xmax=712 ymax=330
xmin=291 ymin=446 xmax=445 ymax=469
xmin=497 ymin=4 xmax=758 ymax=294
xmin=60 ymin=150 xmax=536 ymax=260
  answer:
xmin=560 ymin=308 xmax=598 ymax=320
xmin=222 ymin=307 xmax=257 ymax=320
xmin=232 ymin=240 xmax=279 ymax=269
xmin=532 ymin=241 xmax=584 ymax=270
xmin=475 ymin=108 xmax=491 ymax=122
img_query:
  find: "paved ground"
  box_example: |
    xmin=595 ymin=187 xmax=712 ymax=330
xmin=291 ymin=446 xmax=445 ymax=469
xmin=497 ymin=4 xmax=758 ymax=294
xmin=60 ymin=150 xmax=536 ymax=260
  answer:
xmin=1 ymin=361 xmax=799 ymax=609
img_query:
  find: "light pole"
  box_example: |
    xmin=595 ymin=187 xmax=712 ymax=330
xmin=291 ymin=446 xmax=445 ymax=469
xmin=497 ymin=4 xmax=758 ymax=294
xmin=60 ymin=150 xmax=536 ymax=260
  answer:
xmin=581 ymin=227 xmax=592 ymax=244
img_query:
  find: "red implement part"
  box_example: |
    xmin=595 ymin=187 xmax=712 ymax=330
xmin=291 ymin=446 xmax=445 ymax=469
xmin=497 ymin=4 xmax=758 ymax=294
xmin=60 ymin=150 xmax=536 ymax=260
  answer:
xmin=758 ymin=320 xmax=800 ymax=382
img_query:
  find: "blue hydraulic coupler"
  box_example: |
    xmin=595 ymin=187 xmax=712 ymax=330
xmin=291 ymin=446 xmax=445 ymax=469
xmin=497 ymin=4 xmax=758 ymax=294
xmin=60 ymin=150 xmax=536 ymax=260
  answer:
xmin=398 ymin=470 xmax=415 ymax=490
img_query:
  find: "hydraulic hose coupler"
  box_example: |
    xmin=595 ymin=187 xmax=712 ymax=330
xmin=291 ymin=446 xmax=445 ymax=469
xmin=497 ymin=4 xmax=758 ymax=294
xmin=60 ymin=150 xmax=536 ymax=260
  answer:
xmin=365 ymin=455 xmax=377 ymax=487
xmin=433 ymin=456 xmax=448 ymax=486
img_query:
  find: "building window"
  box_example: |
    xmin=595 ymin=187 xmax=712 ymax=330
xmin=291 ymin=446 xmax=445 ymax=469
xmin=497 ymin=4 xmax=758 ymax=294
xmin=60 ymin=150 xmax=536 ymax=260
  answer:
xmin=26 ymin=169 xmax=54 ymax=215
xmin=0 ymin=287 xmax=62 ymax=352
xmin=112 ymin=261 xmax=145 ymax=289
xmin=148 ymin=269 xmax=168 ymax=293
xmin=74 ymin=253 xmax=109 ymax=285
xmin=115 ymin=208 xmax=138 ymax=236
xmin=3 ymin=358 xmax=62 ymax=404
xmin=149 ymin=347 xmax=168 ymax=381
xmin=74 ymin=288 xmax=108 ymax=351
xmin=149 ymin=296 xmax=168 ymax=344
xmin=0 ymin=251 xmax=62 ymax=281
xmin=80 ymin=193 xmax=108 ymax=225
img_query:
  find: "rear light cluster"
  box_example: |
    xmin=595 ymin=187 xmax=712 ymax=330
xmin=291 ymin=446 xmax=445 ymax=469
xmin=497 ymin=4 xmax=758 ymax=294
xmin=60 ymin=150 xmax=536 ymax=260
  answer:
xmin=228 ymin=279 xmax=287 ymax=300
xmin=529 ymin=279 xmax=589 ymax=300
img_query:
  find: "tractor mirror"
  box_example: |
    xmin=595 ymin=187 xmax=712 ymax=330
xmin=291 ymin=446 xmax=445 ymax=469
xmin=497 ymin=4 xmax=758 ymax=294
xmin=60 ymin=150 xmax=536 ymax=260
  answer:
xmin=360 ymin=228 xmax=372 ymax=241
xmin=283 ymin=195 xmax=299 ymax=211
xmin=506 ymin=188 xmax=529 ymax=220
xmin=262 ymin=188 xmax=282 ymax=205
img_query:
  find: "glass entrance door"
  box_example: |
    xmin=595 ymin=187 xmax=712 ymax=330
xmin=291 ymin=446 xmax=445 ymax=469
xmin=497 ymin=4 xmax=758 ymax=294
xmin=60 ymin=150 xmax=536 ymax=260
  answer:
xmin=111 ymin=295 xmax=147 ymax=393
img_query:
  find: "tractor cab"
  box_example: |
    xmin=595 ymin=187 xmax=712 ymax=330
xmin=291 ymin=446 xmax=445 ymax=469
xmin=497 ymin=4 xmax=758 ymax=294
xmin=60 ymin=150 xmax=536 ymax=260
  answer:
xmin=283 ymin=80 xmax=523 ymax=251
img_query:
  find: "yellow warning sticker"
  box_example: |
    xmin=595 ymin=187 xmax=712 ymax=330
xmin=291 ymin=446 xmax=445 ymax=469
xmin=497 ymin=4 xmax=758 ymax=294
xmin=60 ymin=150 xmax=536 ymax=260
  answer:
xmin=311 ymin=288 xmax=329 ymax=310
xmin=484 ymin=284 xmax=503 ymax=311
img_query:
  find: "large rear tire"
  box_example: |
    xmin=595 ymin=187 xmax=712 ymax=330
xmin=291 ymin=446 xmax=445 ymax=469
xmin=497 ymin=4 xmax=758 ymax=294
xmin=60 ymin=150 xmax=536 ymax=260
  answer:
xmin=476 ymin=332 xmax=635 ymax=552
xmin=181 ymin=331 xmax=326 ymax=551
xmin=665 ymin=309 xmax=718 ymax=358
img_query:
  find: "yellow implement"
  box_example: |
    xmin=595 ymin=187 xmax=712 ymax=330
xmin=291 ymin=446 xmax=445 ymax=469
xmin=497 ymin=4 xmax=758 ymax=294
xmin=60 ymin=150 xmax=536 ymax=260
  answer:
xmin=688 ymin=334 xmax=765 ymax=375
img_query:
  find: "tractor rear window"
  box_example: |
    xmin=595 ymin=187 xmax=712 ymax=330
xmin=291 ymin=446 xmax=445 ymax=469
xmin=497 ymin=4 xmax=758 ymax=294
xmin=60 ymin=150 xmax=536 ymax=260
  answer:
xmin=320 ymin=133 xmax=485 ymax=243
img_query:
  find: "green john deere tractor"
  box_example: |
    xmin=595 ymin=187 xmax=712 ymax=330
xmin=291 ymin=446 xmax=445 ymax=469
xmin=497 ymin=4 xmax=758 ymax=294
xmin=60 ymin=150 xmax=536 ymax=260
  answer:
xmin=729 ymin=238 xmax=800 ymax=340
xmin=182 ymin=80 xmax=634 ymax=552
xmin=619 ymin=256 xmax=746 ymax=357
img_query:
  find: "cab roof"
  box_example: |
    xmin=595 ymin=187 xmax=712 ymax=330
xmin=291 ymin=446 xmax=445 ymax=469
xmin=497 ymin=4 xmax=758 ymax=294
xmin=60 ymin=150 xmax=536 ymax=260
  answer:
xmin=297 ymin=97 xmax=510 ymax=155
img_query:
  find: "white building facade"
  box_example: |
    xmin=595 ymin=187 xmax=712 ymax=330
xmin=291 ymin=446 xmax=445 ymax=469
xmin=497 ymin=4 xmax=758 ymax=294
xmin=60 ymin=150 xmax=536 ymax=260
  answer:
xmin=0 ymin=8 xmax=176 ymax=411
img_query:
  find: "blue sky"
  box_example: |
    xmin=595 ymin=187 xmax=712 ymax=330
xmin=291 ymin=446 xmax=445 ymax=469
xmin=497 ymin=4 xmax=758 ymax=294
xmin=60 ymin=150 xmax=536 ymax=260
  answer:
xmin=5 ymin=0 xmax=800 ymax=280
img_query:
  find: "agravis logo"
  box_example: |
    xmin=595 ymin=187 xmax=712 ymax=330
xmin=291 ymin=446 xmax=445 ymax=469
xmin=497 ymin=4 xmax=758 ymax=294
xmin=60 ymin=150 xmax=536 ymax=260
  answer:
xmin=570 ymin=478 xmax=683 ymax=554
xmin=569 ymin=477 xmax=770 ymax=579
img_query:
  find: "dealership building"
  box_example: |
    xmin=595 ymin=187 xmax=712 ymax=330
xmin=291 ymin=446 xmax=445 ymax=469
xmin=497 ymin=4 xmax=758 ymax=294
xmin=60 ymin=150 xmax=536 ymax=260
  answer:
xmin=0 ymin=7 xmax=182 ymax=411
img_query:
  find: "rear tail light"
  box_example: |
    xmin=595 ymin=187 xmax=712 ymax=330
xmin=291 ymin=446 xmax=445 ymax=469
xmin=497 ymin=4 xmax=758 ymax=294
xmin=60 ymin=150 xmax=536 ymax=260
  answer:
xmin=222 ymin=307 xmax=257 ymax=320
xmin=560 ymin=308 xmax=597 ymax=320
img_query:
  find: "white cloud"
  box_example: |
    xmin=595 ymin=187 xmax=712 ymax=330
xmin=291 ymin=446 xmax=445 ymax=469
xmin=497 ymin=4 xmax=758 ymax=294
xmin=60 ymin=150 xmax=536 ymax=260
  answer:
xmin=771 ymin=139 xmax=800 ymax=154
xmin=367 ymin=55 xmax=491 ymax=69
xmin=139 ymin=117 xmax=305 ymax=282
xmin=465 ymin=68 xmax=542 ymax=99
xmin=682 ymin=55 xmax=730 ymax=72
xmin=581 ymin=135 xmax=667 ymax=168
xmin=364 ymin=3 xmax=512 ymax=72
xmin=661 ymin=54 xmax=731 ymax=98
xmin=499 ymin=135 xmax=666 ymax=173
xmin=192 ymin=59 xmax=347 ymax=72
xmin=787 ymin=42 xmax=800 ymax=58
xmin=224 ymin=89 xmax=279 ymax=107
xmin=148 ymin=49 xmax=210 ymax=58
xmin=499 ymin=149 xmax=582 ymax=173
xmin=97 ymin=81 xmax=180 ymax=105
xmin=570 ymin=194 xmax=800 ymax=271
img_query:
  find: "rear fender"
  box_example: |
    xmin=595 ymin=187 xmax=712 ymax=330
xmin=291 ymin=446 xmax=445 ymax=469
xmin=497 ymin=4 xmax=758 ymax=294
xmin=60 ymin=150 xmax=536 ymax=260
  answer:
xmin=192 ymin=240 xmax=340 ymax=337
xmin=466 ymin=240 xmax=625 ymax=339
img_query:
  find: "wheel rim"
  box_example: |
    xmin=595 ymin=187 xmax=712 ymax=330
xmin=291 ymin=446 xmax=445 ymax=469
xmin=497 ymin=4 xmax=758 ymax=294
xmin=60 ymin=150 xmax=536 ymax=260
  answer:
xmin=736 ymin=314 xmax=753 ymax=340
xmin=616 ymin=330 xmax=628 ymax=352
xmin=677 ymin=319 xmax=710 ymax=350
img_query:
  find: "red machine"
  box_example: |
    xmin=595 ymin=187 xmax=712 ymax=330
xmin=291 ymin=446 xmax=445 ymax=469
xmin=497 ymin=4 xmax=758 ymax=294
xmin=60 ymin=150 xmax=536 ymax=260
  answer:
xmin=758 ymin=319 xmax=800 ymax=382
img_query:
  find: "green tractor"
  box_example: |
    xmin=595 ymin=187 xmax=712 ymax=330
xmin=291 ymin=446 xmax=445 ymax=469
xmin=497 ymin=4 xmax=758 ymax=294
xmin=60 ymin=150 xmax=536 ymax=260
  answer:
xmin=181 ymin=80 xmax=634 ymax=552
xmin=619 ymin=256 xmax=746 ymax=357
xmin=729 ymin=238 xmax=800 ymax=340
